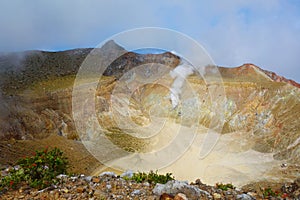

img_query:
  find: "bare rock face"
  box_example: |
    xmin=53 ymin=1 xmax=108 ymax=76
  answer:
xmin=104 ymin=51 xmax=180 ymax=78
xmin=153 ymin=180 xmax=211 ymax=199
xmin=0 ymin=40 xmax=299 ymax=186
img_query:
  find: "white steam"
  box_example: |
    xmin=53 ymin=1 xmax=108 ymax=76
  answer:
xmin=169 ymin=60 xmax=195 ymax=108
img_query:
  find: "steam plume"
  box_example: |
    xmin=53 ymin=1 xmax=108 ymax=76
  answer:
xmin=169 ymin=60 xmax=194 ymax=108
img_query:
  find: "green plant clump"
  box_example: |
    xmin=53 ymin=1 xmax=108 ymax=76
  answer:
xmin=0 ymin=147 xmax=68 ymax=190
xmin=216 ymin=183 xmax=235 ymax=191
xmin=261 ymin=187 xmax=281 ymax=198
xmin=130 ymin=170 xmax=174 ymax=184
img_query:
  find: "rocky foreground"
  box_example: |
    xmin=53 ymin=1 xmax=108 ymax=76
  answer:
xmin=1 ymin=172 xmax=300 ymax=200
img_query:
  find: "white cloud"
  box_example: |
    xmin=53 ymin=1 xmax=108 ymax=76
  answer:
xmin=0 ymin=0 xmax=299 ymax=82
xmin=0 ymin=0 xmax=161 ymax=51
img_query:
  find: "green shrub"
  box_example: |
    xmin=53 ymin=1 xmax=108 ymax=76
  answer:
xmin=261 ymin=187 xmax=281 ymax=198
xmin=0 ymin=147 xmax=68 ymax=190
xmin=130 ymin=170 xmax=174 ymax=184
xmin=216 ymin=183 xmax=235 ymax=191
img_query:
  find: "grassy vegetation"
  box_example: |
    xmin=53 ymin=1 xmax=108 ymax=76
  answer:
xmin=260 ymin=187 xmax=289 ymax=198
xmin=216 ymin=183 xmax=235 ymax=191
xmin=22 ymin=74 xmax=113 ymax=96
xmin=27 ymin=75 xmax=76 ymax=95
xmin=105 ymin=128 xmax=147 ymax=153
xmin=126 ymin=170 xmax=174 ymax=184
xmin=0 ymin=147 xmax=68 ymax=190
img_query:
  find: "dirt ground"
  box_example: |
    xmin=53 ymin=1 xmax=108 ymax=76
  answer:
xmin=0 ymin=134 xmax=102 ymax=175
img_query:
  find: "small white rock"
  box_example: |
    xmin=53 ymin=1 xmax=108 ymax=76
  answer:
xmin=106 ymin=184 xmax=112 ymax=190
xmin=121 ymin=170 xmax=134 ymax=178
xmin=84 ymin=176 xmax=93 ymax=182
xmin=131 ymin=189 xmax=141 ymax=196
xmin=143 ymin=182 xmax=150 ymax=187
xmin=70 ymin=176 xmax=78 ymax=181
xmin=56 ymin=174 xmax=67 ymax=179
xmin=99 ymin=171 xmax=116 ymax=177
xmin=213 ymin=193 xmax=222 ymax=199
xmin=237 ymin=193 xmax=254 ymax=200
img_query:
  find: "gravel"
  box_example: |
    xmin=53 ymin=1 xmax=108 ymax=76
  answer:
xmin=1 ymin=172 xmax=299 ymax=199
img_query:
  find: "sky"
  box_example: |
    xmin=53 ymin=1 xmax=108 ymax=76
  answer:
xmin=1 ymin=0 xmax=300 ymax=82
